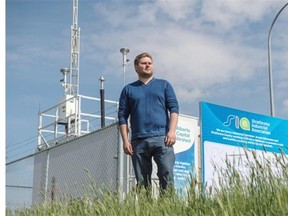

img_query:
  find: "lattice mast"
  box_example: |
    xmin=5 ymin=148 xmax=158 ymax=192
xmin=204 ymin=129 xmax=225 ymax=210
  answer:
xmin=68 ymin=0 xmax=80 ymax=95
xmin=57 ymin=0 xmax=81 ymax=138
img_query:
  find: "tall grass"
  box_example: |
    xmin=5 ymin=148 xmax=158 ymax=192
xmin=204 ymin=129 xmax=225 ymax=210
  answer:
xmin=7 ymin=150 xmax=288 ymax=216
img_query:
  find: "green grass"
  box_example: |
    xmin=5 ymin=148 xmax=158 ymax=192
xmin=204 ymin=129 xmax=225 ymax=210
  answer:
xmin=7 ymin=150 xmax=288 ymax=216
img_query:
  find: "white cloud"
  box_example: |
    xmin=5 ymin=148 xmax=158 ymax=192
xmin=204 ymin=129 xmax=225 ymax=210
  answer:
xmin=155 ymin=0 xmax=197 ymax=21
xmin=92 ymin=2 xmax=139 ymax=28
xmin=281 ymin=99 xmax=288 ymax=117
xmin=201 ymin=0 xmax=287 ymax=30
xmin=137 ymin=3 xmax=158 ymax=23
xmin=283 ymin=99 xmax=288 ymax=107
xmin=145 ymin=28 xmax=262 ymax=85
xmin=84 ymin=1 xmax=276 ymax=112
xmin=177 ymin=87 xmax=206 ymax=102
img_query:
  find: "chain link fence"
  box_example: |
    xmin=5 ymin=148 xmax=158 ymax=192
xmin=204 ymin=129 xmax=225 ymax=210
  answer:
xmin=7 ymin=117 xmax=170 ymax=212
xmin=33 ymin=122 xmax=122 ymax=204
xmin=6 ymin=155 xmax=34 ymax=211
xmin=6 ymin=122 xmax=140 ymax=211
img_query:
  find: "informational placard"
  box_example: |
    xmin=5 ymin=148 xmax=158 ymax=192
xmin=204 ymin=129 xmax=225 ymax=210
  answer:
xmin=174 ymin=114 xmax=199 ymax=194
xmin=200 ymin=101 xmax=288 ymax=188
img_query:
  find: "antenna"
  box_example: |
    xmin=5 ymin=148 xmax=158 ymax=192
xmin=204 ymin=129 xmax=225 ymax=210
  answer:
xmin=120 ymin=48 xmax=130 ymax=86
xmin=60 ymin=68 xmax=70 ymax=94
xmin=69 ymin=0 xmax=80 ymax=95
xmin=57 ymin=0 xmax=81 ymax=137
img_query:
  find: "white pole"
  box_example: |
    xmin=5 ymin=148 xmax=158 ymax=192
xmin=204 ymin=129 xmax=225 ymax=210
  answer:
xmin=268 ymin=3 xmax=288 ymax=117
xmin=120 ymin=48 xmax=130 ymax=86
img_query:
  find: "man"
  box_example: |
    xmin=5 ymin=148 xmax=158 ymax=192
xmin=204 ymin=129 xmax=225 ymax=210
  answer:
xmin=118 ymin=52 xmax=179 ymax=194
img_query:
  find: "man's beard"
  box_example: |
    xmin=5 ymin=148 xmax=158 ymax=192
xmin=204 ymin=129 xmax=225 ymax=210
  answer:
xmin=139 ymin=71 xmax=153 ymax=79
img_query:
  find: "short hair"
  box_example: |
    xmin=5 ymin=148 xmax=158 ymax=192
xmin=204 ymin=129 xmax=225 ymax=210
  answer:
xmin=134 ymin=52 xmax=153 ymax=67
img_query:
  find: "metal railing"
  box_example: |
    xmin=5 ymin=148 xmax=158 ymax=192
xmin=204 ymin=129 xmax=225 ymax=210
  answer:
xmin=37 ymin=94 xmax=118 ymax=149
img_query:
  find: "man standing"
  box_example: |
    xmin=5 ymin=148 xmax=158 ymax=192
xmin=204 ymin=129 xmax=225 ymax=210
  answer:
xmin=118 ymin=52 xmax=179 ymax=194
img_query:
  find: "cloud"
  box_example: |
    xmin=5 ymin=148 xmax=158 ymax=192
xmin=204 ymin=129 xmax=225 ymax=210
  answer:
xmin=283 ymin=99 xmax=288 ymax=109
xmin=200 ymin=0 xmax=287 ymax=30
xmin=155 ymin=0 xmax=197 ymax=21
xmin=128 ymin=26 xmax=263 ymax=85
xmin=137 ymin=2 xmax=158 ymax=23
xmin=177 ymin=87 xmax=206 ymax=102
xmin=83 ymin=0 xmax=280 ymax=112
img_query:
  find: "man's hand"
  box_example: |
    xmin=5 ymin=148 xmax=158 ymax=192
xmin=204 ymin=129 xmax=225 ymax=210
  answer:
xmin=123 ymin=141 xmax=133 ymax=155
xmin=164 ymin=131 xmax=176 ymax=147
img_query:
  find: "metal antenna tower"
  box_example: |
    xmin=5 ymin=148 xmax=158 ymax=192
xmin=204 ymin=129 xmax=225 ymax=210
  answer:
xmin=57 ymin=0 xmax=81 ymax=138
xmin=69 ymin=0 xmax=80 ymax=95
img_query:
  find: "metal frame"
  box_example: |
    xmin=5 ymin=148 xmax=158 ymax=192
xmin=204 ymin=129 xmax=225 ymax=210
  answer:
xmin=37 ymin=94 xmax=118 ymax=149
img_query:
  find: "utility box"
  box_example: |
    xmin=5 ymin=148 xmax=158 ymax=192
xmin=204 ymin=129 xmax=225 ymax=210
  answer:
xmin=58 ymin=95 xmax=76 ymax=122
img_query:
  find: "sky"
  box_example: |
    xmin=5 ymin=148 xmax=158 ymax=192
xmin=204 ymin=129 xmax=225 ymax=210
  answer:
xmin=5 ymin=0 xmax=288 ymax=211
xmin=5 ymin=0 xmax=288 ymax=160
xmin=6 ymin=0 xmax=288 ymax=165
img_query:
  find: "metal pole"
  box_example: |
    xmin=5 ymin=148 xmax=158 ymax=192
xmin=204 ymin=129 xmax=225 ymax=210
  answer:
xmin=268 ymin=3 xmax=288 ymax=117
xmin=120 ymin=48 xmax=130 ymax=86
xmin=117 ymin=130 xmax=125 ymax=201
xmin=44 ymin=151 xmax=50 ymax=203
xmin=51 ymin=176 xmax=56 ymax=201
xmin=99 ymin=76 xmax=105 ymax=128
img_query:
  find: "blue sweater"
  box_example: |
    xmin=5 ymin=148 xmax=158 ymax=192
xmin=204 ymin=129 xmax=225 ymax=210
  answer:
xmin=118 ymin=78 xmax=179 ymax=141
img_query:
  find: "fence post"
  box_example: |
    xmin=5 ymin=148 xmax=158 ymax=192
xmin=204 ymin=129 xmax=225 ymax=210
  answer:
xmin=117 ymin=128 xmax=125 ymax=200
xmin=44 ymin=150 xmax=50 ymax=203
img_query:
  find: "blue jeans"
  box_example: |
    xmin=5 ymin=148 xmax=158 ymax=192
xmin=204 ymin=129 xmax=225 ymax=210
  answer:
xmin=131 ymin=136 xmax=175 ymax=191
